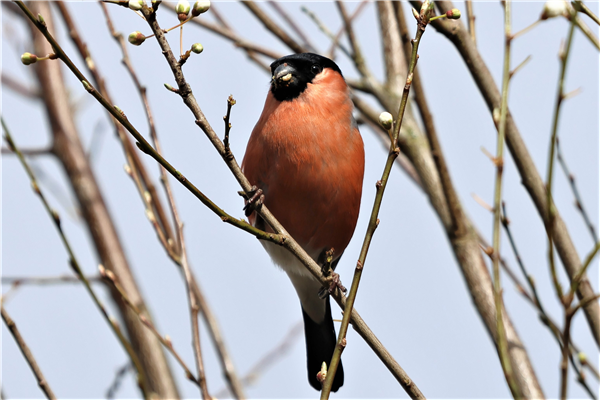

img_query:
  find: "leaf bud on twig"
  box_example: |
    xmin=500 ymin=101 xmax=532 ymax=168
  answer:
xmin=541 ymin=0 xmax=567 ymax=19
xmin=129 ymin=0 xmax=144 ymax=11
xmin=446 ymin=8 xmax=461 ymax=19
xmin=128 ymin=31 xmax=146 ymax=46
xmin=51 ymin=209 xmax=61 ymax=227
xmin=82 ymin=80 xmax=92 ymax=92
xmin=378 ymin=112 xmax=393 ymax=130
xmin=192 ymin=0 xmax=210 ymax=16
xmin=176 ymin=0 xmax=191 ymax=15
xmin=145 ymin=208 xmax=156 ymax=223
xmin=420 ymin=0 xmax=435 ymax=19
xmin=123 ymin=164 xmax=133 ymax=176
xmin=21 ymin=52 xmax=38 ymax=65
xmin=412 ymin=7 xmax=420 ymax=20
xmin=164 ymin=83 xmax=179 ymax=93
xmin=191 ymin=43 xmax=204 ymax=54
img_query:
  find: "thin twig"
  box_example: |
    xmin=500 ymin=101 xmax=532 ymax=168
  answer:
xmin=429 ymin=0 xmax=600 ymax=348
xmin=177 ymin=222 xmax=211 ymax=400
xmin=490 ymin=1 xmax=520 ymax=397
xmin=397 ymin=3 xmax=465 ymax=234
xmin=23 ymin=1 xmax=417 ymax=395
xmin=267 ymin=1 xmax=316 ymax=52
xmin=105 ymin=362 xmax=133 ymax=400
xmin=556 ymin=137 xmax=598 ymax=243
xmin=465 ymin=0 xmax=476 ymax=45
xmin=223 ymin=95 xmax=235 ymax=151
xmin=301 ymin=5 xmax=351 ymax=58
xmin=165 ymin=2 xmax=281 ymax=61
xmin=141 ymin=4 xmax=424 ymax=396
xmin=240 ymin=1 xmax=305 ymax=54
xmin=99 ymin=1 xmax=180 ymax=257
xmin=214 ymin=322 xmax=303 ymax=398
xmin=0 ymin=275 xmax=103 ymax=306
xmin=570 ymin=241 xmax=600 ymax=297
xmin=99 ymin=265 xmax=203 ymax=389
xmin=55 ymin=1 xmax=177 ymax=257
xmin=336 ymin=1 xmax=370 ymax=83
xmin=510 ymin=55 xmax=532 ymax=79
xmin=322 ymin=3 xmax=430 ymax=397
xmin=24 ymin=2 xmax=179 ymax=395
xmin=19 ymin=1 xmax=281 ymax=243
xmin=573 ymin=1 xmax=600 ymax=25
xmin=512 ymin=19 xmax=541 ymax=40
xmin=2 ymin=146 xmax=53 ymax=155
xmin=1 ymin=72 xmax=41 ymax=99
xmin=572 ymin=12 xmax=600 ymax=50
xmin=505 ymin=216 xmax=599 ymax=397
xmin=328 ymin=1 xmax=369 ymax=59
xmin=2 ymin=305 xmax=57 ymax=400
xmin=376 ymin=1 xmax=405 ymax=95
xmin=546 ymin=8 xmax=578 ymax=302
xmin=100 ymin=6 xmax=246 ymax=397
xmin=1 ymin=116 xmax=148 ymax=395
xmin=547 ymin=12 xmax=584 ymax=398
xmin=2 ymin=274 xmax=102 ymax=285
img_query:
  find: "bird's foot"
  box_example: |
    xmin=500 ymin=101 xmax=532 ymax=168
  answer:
xmin=318 ymin=272 xmax=347 ymax=299
xmin=239 ymin=186 xmax=264 ymax=217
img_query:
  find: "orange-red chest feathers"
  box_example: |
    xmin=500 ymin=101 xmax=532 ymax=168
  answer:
xmin=242 ymin=68 xmax=365 ymax=260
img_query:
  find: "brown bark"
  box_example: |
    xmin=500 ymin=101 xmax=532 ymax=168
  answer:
xmin=432 ymin=0 xmax=600 ymax=348
xmin=26 ymin=2 xmax=179 ymax=397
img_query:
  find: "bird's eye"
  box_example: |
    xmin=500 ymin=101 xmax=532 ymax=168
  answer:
xmin=311 ymin=64 xmax=321 ymax=74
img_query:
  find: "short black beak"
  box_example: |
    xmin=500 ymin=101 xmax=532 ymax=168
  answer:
xmin=272 ymin=63 xmax=296 ymax=88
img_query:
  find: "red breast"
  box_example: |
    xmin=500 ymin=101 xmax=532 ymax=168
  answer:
xmin=242 ymin=68 xmax=364 ymax=260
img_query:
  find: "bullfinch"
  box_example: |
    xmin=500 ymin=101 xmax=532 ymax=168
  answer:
xmin=242 ymin=53 xmax=365 ymax=392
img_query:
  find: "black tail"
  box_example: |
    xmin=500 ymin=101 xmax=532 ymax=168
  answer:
xmin=301 ymin=296 xmax=344 ymax=392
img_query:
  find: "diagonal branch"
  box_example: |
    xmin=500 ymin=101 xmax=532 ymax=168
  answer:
xmin=2 ymin=305 xmax=57 ymax=400
xmin=431 ymin=0 xmax=600 ymax=348
xmin=18 ymin=2 xmax=180 ymax=396
xmin=140 ymin=5 xmax=425 ymax=397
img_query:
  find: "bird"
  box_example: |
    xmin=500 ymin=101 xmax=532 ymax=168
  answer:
xmin=241 ymin=53 xmax=365 ymax=392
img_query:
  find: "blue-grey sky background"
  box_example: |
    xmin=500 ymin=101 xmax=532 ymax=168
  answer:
xmin=2 ymin=1 xmax=599 ymax=399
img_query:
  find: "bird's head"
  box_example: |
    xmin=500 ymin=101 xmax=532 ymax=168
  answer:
xmin=270 ymin=53 xmax=343 ymax=102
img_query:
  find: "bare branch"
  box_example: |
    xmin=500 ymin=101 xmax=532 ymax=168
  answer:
xmin=2 ymin=72 xmax=41 ymax=99
xmin=19 ymin=2 xmax=180 ymax=395
xmin=240 ymin=1 xmax=305 ymax=54
xmin=267 ymin=1 xmax=316 ymax=52
xmin=430 ymin=0 xmax=600 ymax=348
xmin=556 ymin=137 xmax=598 ymax=243
xmin=214 ymin=322 xmax=303 ymax=398
xmin=2 ymin=146 xmax=52 ymax=156
xmin=2 ymin=305 xmax=57 ymax=400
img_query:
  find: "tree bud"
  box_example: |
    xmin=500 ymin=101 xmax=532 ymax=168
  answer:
xmin=129 ymin=0 xmax=144 ymax=11
xmin=176 ymin=0 xmax=190 ymax=15
xmin=21 ymin=52 xmax=37 ymax=65
xmin=379 ymin=112 xmax=393 ymax=130
xmin=541 ymin=1 xmax=567 ymax=19
xmin=192 ymin=0 xmax=210 ymax=16
xmin=446 ymin=8 xmax=461 ymax=19
xmin=128 ymin=31 xmax=146 ymax=46
xmin=412 ymin=7 xmax=420 ymax=20
xmin=191 ymin=43 xmax=204 ymax=54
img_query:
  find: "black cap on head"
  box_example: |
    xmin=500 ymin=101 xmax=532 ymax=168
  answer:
xmin=270 ymin=53 xmax=343 ymax=102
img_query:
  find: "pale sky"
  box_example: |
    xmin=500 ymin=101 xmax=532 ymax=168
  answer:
xmin=2 ymin=1 xmax=599 ymax=399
